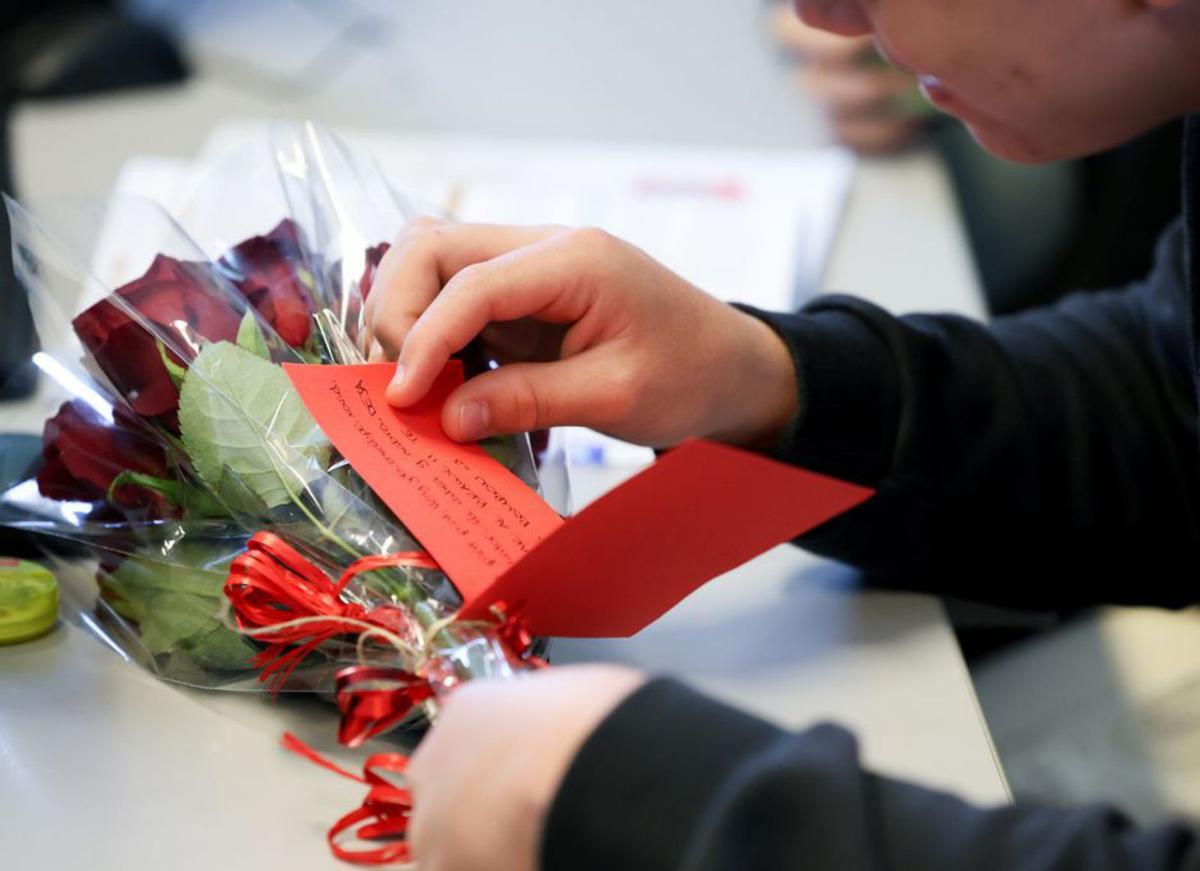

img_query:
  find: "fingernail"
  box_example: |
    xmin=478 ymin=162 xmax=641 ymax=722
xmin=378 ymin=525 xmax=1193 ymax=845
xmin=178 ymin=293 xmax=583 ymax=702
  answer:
xmin=457 ymin=401 xmax=490 ymax=441
xmin=390 ymin=363 xmax=405 ymax=388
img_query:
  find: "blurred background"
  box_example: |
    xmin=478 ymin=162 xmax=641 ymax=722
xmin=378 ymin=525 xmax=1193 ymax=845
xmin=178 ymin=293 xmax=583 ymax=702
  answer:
xmin=3 ymin=0 xmax=1198 ymax=831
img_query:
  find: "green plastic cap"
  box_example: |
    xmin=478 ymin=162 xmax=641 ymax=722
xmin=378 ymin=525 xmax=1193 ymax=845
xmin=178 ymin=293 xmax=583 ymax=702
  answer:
xmin=0 ymin=559 xmax=59 ymax=645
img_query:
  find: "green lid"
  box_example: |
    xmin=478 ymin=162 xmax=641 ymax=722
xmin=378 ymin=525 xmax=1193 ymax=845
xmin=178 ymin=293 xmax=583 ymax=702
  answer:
xmin=0 ymin=559 xmax=58 ymax=645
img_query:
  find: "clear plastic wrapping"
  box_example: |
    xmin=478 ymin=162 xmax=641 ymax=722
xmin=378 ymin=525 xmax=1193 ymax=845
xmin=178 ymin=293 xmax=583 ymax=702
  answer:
xmin=2 ymin=123 xmax=561 ymax=714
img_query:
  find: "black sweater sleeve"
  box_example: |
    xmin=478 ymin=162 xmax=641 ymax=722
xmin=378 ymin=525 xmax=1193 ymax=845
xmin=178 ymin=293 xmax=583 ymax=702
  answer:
xmin=737 ymin=219 xmax=1200 ymax=610
xmin=543 ymin=679 xmax=1200 ymax=871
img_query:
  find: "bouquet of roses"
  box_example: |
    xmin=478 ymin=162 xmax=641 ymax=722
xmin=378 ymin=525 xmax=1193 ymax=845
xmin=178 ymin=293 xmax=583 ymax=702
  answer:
xmin=1 ymin=123 xmax=558 ymax=749
xmin=4 ymin=123 xmax=877 ymax=867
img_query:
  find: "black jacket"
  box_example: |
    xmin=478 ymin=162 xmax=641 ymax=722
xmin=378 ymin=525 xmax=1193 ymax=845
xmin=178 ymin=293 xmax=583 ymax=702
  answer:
xmin=542 ymin=116 xmax=1200 ymax=870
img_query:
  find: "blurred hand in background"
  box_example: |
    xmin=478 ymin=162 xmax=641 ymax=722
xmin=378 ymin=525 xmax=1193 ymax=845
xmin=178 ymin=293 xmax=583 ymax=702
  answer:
xmin=769 ymin=3 xmax=931 ymax=155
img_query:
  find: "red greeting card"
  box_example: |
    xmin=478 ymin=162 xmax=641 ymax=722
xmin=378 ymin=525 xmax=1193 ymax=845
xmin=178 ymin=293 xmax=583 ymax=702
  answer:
xmin=285 ymin=361 xmax=563 ymax=603
xmin=287 ymin=362 xmax=874 ymax=637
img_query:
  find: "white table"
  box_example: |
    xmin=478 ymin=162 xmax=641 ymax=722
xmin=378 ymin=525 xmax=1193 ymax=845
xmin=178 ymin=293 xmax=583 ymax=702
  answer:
xmin=1 ymin=5 xmax=1002 ymax=865
xmin=0 ymin=466 xmax=1006 ymax=871
xmin=554 ymin=472 xmax=1004 ymax=807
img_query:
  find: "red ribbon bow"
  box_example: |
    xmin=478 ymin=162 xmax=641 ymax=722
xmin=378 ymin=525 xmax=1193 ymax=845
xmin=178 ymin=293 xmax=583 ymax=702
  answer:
xmin=225 ymin=531 xmax=440 ymax=690
xmin=282 ymin=732 xmax=416 ymax=865
xmin=225 ymin=533 xmax=545 ymax=749
xmin=332 ymin=603 xmax=546 ymax=747
xmin=491 ymin=600 xmax=545 ymax=667
xmin=335 ymin=666 xmax=436 ymax=748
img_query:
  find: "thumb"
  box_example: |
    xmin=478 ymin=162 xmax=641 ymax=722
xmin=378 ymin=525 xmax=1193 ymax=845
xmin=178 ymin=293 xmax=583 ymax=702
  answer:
xmin=441 ymin=355 xmax=622 ymax=442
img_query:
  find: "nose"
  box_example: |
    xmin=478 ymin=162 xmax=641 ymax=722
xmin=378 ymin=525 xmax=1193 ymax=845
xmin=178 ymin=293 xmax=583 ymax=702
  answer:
xmin=793 ymin=0 xmax=873 ymax=36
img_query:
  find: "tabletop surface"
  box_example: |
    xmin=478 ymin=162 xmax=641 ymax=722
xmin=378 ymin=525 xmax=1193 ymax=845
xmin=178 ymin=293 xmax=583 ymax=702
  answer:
xmin=0 ymin=468 xmax=1007 ymax=870
xmin=2 ymin=5 xmax=999 ymax=865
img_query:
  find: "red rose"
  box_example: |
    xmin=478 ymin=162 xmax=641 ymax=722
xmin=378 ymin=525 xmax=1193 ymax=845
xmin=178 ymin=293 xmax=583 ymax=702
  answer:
xmin=359 ymin=241 xmax=390 ymax=301
xmin=219 ymin=219 xmax=315 ymax=348
xmin=73 ymin=254 xmax=242 ymax=431
xmin=37 ymin=400 xmax=171 ymax=516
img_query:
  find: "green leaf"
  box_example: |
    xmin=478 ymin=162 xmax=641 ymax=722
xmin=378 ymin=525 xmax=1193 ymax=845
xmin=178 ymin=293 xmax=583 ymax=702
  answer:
xmin=235 ymin=310 xmax=272 ymax=361
xmin=104 ymin=544 xmax=230 ymax=604
xmin=137 ymin=591 xmax=224 ymax=651
xmin=180 ymin=623 xmax=263 ymax=671
xmin=296 ymin=265 xmax=316 ymax=292
xmin=106 ymin=470 xmax=229 ymax=519
xmin=101 ymin=544 xmax=256 ymax=672
xmin=178 ymin=341 xmax=330 ymax=515
xmin=156 ymin=339 xmax=188 ymax=390
xmin=107 ymin=470 xmax=180 ymax=507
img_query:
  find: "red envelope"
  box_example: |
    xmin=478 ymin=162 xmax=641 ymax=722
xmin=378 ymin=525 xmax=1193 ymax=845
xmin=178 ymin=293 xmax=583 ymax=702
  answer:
xmin=287 ymin=362 xmax=874 ymax=637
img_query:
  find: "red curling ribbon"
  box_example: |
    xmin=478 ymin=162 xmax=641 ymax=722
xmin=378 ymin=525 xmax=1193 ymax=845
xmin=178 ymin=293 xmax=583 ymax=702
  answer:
xmin=331 ymin=607 xmax=546 ymax=747
xmin=224 ymin=531 xmax=440 ymax=690
xmin=281 ymin=732 xmax=416 ymax=865
xmin=490 ymin=601 xmax=547 ymax=669
xmin=274 ymin=606 xmax=552 ymax=862
xmin=335 ymin=666 xmax=435 ymax=748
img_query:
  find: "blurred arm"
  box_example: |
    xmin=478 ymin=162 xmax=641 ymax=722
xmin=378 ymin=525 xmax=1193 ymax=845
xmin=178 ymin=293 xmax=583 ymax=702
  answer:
xmin=545 ymin=678 xmax=1200 ymax=871
xmin=743 ymin=220 xmax=1200 ymax=610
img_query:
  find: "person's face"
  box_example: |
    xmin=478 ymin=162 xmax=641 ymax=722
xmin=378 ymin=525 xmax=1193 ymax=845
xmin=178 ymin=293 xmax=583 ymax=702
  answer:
xmin=794 ymin=0 xmax=1200 ymax=162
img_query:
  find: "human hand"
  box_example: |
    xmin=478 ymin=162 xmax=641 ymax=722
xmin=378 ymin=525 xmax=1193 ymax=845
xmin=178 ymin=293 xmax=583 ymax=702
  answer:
xmin=406 ymin=665 xmax=646 ymax=871
xmin=770 ymin=3 xmax=928 ymax=154
xmin=364 ymin=219 xmax=797 ymax=449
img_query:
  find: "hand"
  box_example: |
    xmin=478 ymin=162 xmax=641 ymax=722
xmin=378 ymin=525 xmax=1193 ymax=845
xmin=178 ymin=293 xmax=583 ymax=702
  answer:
xmin=769 ymin=4 xmax=928 ymax=154
xmin=407 ymin=665 xmax=646 ymax=871
xmin=363 ymin=219 xmax=798 ymax=448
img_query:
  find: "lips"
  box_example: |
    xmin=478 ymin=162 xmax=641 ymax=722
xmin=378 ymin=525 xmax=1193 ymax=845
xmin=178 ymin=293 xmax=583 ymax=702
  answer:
xmin=917 ymin=74 xmax=957 ymax=111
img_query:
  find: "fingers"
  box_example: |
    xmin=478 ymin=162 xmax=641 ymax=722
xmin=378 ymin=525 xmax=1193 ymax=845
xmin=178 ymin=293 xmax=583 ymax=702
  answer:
xmin=789 ymin=0 xmax=873 ymax=38
xmin=770 ymin=3 xmax=874 ymax=65
xmin=800 ymin=64 xmax=915 ymax=119
xmin=363 ymin=219 xmax=562 ymax=360
xmin=385 ymin=228 xmax=614 ymax=409
xmin=438 ymin=352 xmax=631 ymax=441
xmin=362 ymin=215 xmax=442 ymax=358
xmin=406 ymin=680 xmax=511 ymax=869
xmin=768 ymin=2 xmax=928 ymax=155
xmin=775 ymin=22 xmax=927 ymax=156
xmin=830 ymin=114 xmax=926 ymax=153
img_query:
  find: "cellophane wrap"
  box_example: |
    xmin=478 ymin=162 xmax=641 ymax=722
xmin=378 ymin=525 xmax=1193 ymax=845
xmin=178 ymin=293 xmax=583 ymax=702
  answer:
xmin=1 ymin=123 xmax=567 ymax=711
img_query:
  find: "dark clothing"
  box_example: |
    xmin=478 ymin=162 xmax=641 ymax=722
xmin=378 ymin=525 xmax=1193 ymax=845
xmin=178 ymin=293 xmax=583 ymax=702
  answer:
xmin=756 ymin=221 xmax=1200 ymax=613
xmin=543 ymin=116 xmax=1200 ymax=869
xmin=943 ymin=119 xmax=1185 ymax=315
xmin=1036 ymin=120 xmax=1185 ymax=301
xmin=545 ymin=680 xmax=1200 ymax=871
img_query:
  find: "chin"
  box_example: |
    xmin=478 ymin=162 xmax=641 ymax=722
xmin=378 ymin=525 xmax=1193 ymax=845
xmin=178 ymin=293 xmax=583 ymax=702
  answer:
xmin=962 ymin=118 xmax=1078 ymax=165
xmin=963 ymin=109 xmax=1166 ymax=166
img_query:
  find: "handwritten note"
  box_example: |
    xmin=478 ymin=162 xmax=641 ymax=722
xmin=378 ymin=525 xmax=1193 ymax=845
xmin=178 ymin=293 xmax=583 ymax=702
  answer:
xmin=285 ymin=361 xmax=564 ymax=602
xmin=289 ymin=362 xmax=876 ymax=637
xmin=460 ymin=439 xmax=875 ymax=635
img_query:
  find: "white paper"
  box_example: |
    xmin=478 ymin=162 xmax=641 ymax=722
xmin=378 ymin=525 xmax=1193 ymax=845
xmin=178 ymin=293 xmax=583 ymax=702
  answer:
xmin=105 ymin=123 xmax=854 ymax=467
